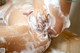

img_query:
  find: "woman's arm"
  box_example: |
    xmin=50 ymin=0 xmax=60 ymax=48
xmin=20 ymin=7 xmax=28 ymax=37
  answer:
xmin=60 ymin=0 xmax=72 ymax=16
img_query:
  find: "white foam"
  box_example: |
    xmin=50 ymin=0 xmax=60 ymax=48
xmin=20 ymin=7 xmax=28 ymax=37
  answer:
xmin=51 ymin=49 xmax=66 ymax=53
xmin=13 ymin=51 xmax=18 ymax=53
xmin=44 ymin=0 xmax=59 ymax=7
xmin=0 ymin=37 xmax=6 ymax=43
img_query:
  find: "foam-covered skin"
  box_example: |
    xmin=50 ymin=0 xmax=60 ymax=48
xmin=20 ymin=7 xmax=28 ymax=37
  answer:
xmin=0 ymin=3 xmax=51 ymax=53
xmin=33 ymin=0 xmax=71 ymax=36
xmin=0 ymin=25 xmax=51 ymax=53
xmin=0 ymin=0 xmax=71 ymax=53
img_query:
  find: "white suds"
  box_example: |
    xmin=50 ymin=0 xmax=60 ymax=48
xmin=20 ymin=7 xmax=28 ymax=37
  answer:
xmin=0 ymin=37 xmax=6 ymax=43
xmin=13 ymin=51 xmax=18 ymax=53
xmin=51 ymin=49 xmax=66 ymax=53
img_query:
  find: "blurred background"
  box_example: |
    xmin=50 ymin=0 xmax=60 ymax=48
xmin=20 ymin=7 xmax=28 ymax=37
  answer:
xmin=68 ymin=0 xmax=80 ymax=35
